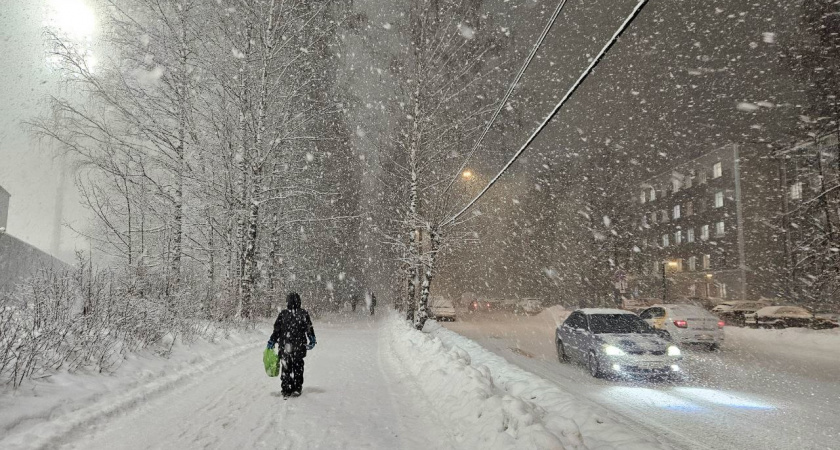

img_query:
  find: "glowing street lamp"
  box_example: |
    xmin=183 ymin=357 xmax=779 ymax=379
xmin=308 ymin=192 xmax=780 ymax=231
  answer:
xmin=461 ymin=170 xmax=474 ymax=181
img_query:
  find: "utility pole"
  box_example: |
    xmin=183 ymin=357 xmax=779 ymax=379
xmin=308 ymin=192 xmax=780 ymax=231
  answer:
xmin=662 ymin=261 xmax=667 ymax=303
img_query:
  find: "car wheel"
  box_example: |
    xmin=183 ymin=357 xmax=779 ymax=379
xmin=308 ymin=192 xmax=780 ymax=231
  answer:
xmin=556 ymin=340 xmax=569 ymax=362
xmin=588 ymin=352 xmax=602 ymax=378
xmin=708 ymin=343 xmax=719 ymax=352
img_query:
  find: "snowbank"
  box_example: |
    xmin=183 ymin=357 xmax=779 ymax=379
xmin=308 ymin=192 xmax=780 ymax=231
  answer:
xmin=383 ymin=316 xmax=564 ymax=449
xmin=725 ymin=326 xmax=840 ymax=357
xmin=536 ymin=305 xmax=571 ymax=326
xmin=0 ymin=326 xmax=265 ymax=450
xmin=384 ymin=315 xmax=667 ymax=450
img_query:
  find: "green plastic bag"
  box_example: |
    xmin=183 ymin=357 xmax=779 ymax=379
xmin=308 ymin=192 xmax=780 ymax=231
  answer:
xmin=263 ymin=348 xmax=279 ymax=377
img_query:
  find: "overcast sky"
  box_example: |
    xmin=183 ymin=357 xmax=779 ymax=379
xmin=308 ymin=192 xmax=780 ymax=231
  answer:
xmin=0 ymin=0 xmax=92 ymax=263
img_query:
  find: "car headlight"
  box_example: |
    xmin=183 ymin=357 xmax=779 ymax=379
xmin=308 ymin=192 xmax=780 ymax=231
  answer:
xmin=603 ymin=345 xmax=625 ymax=356
xmin=667 ymin=345 xmax=681 ymax=356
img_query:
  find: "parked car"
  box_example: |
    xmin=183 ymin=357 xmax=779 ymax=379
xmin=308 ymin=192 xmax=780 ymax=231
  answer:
xmin=467 ymin=299 xmax=492 ymax=312
xmin=718 ymin=301 xmax=770 ymax=326
xmin=745 ymin=306 xmax=814 ymax=329
xmin=429 ymin=296 xmax=456 ymax=321
xmin=555 ymin=308 xmax=683 ymax=379
xmin=639 ymin=304 xmax=725 ymax=350
xmin=620 ymin=297 xmax=658 ymax=313
xmin=514 ymin=299 xmax=543 ymax=315
xmin=711 ymin=301 xmax=750 ymax=314
xmin=813 ymin=313 xmax=840 ymax=330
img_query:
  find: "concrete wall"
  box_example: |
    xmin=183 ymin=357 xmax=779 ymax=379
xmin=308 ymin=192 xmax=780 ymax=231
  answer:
xmin=0 ymin=233 xmax=70 ymax=293
xmin=0 ymin=186 xmax=9 ymax=230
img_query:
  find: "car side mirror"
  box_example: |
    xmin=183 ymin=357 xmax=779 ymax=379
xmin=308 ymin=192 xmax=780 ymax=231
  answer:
xmin=656 ymin=329 xmax=672 ymax=340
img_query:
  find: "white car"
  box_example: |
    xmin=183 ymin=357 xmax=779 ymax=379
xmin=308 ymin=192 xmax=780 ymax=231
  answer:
xmin=429 ymin=296 xmax=456 ymax=321
xmin=555 ymin=308 xmax=683 ymax=379
xmin=639 ymin=304 xmax=725 ymax=350
xmin=746 ymin=306 xmax=813 ymax=329
xmin=514 ymin=299 xmax=543 ymax=315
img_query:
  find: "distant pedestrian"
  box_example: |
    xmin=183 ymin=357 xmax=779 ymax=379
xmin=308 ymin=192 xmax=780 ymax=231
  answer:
xmin=267 ymin=292 xmax=316 ymax=399
xmin=369 ymin=291 xmax=377 ymax=316
xmin=350 ymin=294 xmax=359 ymax=312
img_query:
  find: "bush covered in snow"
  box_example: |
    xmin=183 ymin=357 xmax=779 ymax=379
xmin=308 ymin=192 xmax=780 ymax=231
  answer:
xmin=0 ymin=259 xmax=241 ymax=388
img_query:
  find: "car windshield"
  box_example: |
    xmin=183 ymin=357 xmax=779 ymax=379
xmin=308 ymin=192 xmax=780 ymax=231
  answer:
xmin=588 ymin=314 xmax=655 ymax=334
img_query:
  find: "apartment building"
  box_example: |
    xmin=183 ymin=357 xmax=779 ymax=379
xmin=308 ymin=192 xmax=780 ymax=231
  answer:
xmin=630 ymin=144 xmax=785 ymax=303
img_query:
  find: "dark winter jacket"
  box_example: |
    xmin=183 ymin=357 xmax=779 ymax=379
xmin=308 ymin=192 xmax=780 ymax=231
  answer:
xmin=268 ymin=293 xmax=315 ymax=356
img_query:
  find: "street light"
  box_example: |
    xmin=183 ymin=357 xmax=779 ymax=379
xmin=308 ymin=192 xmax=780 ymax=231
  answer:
xmin=461 ymin=169 xmax=474 ymax=181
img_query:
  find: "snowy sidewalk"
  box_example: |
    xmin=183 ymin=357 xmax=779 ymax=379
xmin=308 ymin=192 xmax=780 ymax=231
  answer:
xmin=42 ymin=316 xmax=451 ymax=450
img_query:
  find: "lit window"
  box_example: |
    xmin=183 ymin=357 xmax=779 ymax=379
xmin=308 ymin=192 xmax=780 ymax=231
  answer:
xmin=790 ymin=182 xmax=802 ymax=200
xmin=716 ymin=221 xmax=725 ymax=236
xmin=673 ymin=205 xmax=681 ymax=219
xmin=703 ymin=254 xmax=711 ymax=270
xmin=715 ymin=191 xmax=724 ymax=208
xmin=687 ymin=228 xmax=695 ymax=243
xmin=640 ymin=191 xmax=646 ymax=204
xmin=698 ymin=171 xmax=707 ymax=184
xmin=688 ymin=256 xmax=697 ymax=271
xmin=713 ymin=162 xmax=722 ymax=179
xmin=685 ymin=175 xmax=693 ymax=189
xmin=701 ymin=225 xmax=710 ymax=241
xmin=650 ymin=212 xmax=657 ymax=224
xmin=675 ymin=230 xmax=682 ymax=245
xmin=662 ymin=234 xmax=670 ymax=247
xmin=661 ymin=210 xmax=669 ymax=223
xmin=672 ymin=179 xmax=681 ymax=193
xmin=649 ymin=188 xmax=656 ymax=201
xmin=686 ymin=201 xmax=693 ymax=216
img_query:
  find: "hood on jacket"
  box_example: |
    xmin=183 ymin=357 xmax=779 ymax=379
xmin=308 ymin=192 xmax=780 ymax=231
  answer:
xmin=286 ymin=292 xmax=301 ymax=310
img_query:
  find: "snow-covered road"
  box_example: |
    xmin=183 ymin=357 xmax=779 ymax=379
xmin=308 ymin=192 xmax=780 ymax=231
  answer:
xmin=7 ymin=316 xmax=453 ymax=450
xmin=442 ymin=312 xmax=840 ymax=450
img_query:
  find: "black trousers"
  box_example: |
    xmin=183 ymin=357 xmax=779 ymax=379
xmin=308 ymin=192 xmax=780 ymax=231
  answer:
xmin=281 ymin=351 xmax=306 ymax=395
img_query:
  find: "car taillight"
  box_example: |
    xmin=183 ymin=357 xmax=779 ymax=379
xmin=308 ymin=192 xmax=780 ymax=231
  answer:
xmin=674 ymin=320 xmax=688 ymax=328
xmin=486 ymin=303 xmax=491 ymax=307
xmin=717 ymin=320 xmax=725 ymax=329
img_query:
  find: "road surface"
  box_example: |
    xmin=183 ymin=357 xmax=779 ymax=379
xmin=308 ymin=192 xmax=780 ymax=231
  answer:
xmin=442 ymin=311 xmax=840 ymax=450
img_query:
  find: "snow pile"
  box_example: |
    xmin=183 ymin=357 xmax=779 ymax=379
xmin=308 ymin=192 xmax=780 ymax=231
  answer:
xmin=383 ymin=316 xmax=565 ymax=449
xmin=726 ymin=326 xmax=840 ymax=356
xmin=0 ymin=327 xmax=264 ymax=450
xmin=384 ymin=316 xmax=667 ymax=450
xmin=536 ymin=305 xmax=570 ymax=326
xmin=423 ymin=322 xmax=670 ymax=450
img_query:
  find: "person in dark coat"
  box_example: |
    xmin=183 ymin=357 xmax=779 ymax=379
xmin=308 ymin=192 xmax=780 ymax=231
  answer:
xmin=267 ymin=292 xmax=316 ymax=398
xmin=369 ymin=291 xmax=377 ymax=316
xmin=350 ymin=293 xmax=359 ymax=312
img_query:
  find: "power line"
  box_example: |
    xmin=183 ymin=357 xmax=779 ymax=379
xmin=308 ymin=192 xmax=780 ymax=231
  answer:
xmin=441 ymin=0 xmax=570 ymax=198
xmin=442 ymin=0 xmax=652 ymax=228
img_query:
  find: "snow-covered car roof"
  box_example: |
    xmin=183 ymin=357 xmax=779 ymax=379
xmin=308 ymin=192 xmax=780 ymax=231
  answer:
xmin=576 ymin=308 xmax=635 ymax=315
xmin=755 ymin=305 xmax=812 ymax=318
xmin=646 ymin=304 xmax=715 ymax=317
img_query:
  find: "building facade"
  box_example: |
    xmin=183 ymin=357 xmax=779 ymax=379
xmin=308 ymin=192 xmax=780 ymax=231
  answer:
xmin=0 ymin=184 xmax=9 ymax=231
xmin=629 ymin=144 xmax=785 ymax=303
xmin=776 ymin=134 xmax=840 ymax=306
xmin=0 ymin=184 xmax=70 ymax=292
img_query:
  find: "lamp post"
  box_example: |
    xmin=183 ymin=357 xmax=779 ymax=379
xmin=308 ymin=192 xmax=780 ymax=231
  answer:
xmin=662 ymin=260 xmax=678 ymax=303
xmin=705 ymin=273 xmax=713 ymax=298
